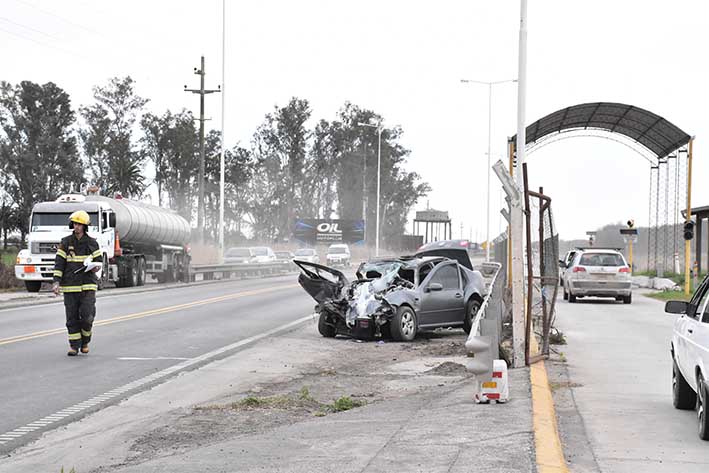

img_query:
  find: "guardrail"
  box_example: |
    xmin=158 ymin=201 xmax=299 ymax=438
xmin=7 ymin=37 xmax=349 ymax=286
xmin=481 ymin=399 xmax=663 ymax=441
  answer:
xmin=189 ymin=262 xmax=295 ymax=281
xmin=465 ymin=261 xmax=506 ymax=403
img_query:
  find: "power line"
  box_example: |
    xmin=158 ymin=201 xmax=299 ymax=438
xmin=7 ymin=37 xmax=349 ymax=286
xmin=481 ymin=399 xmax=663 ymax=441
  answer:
xmin=0 ymin=16 xmax=60 ymax=40
xmin=11 ymin=0 xmax=104 ymax=37
xmin=0 ymin=25 xmax=90 ymax=61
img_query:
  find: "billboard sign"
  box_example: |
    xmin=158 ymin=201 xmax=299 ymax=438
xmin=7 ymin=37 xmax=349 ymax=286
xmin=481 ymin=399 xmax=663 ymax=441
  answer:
xmin=293 ymin=219 xmax=365 ymax=244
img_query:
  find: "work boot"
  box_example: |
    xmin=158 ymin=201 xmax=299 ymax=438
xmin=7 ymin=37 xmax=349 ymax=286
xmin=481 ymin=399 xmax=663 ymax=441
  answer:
xmin=81 ymin=344 xmax=89 ymax=354
xmin=67 ymin=347 xmax=79 ymax=356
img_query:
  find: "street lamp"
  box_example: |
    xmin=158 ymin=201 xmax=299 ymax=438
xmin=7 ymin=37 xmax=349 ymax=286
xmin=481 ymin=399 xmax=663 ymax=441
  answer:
xmin=460 ymin=78 xmax=517 ymax=261
xmin=357 ymin=121 xmax=383 ymax=256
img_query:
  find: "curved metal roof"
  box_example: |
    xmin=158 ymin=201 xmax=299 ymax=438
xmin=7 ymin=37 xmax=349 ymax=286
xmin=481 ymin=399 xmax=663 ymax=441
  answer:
xmin=513 ymin=102 xmax=691 ymax=158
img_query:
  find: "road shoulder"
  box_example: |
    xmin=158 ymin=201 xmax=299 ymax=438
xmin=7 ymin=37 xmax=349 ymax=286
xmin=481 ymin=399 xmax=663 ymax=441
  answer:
xmin=1 ymin=325 xmax=535 ymax=473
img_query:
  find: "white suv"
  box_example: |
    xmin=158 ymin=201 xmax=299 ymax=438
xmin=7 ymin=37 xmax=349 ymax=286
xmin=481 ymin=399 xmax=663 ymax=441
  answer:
xmin=666 ymin=275 xmax=709 ymax=440
xmin=326 ymin=244 xmax=351 ymax=267
xmin=563 ymin=249 xmax=632 ymax=304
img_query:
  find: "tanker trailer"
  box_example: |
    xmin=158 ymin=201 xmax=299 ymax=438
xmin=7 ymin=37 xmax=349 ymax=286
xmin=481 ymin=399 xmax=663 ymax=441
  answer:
xmin=15 ymin=193 xmax=191 ymax=292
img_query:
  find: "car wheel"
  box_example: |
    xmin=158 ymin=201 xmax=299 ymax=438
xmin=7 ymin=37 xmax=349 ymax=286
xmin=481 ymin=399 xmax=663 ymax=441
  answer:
xmin=568 ymin=292 xmax=577 ymax=303
xmin=317 ymin=313 xmax=337 ymax=338
xmin=672 ymin=358 xmax=696 ymax=410
xmin=563 ymin=288 xmax=568 ymax=301
xmin=463 ymin=298 xmax=482 ymax=334
xmin=390 ymin=306 xmax=417 ymax=342
xmin=698 ymin=373 xmax=709 ymax=440
xmin=623 ymin=294 xmax=632 ymax=304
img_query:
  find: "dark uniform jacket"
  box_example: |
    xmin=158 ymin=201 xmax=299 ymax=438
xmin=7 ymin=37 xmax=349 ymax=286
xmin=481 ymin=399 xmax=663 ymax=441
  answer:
xmin=53 ymin=233 xmax=103 ymax=292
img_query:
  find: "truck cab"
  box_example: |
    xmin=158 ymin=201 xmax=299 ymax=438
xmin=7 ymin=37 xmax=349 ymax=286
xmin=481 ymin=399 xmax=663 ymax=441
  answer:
xmin=15 ymin=195 xmax=114 ymax=292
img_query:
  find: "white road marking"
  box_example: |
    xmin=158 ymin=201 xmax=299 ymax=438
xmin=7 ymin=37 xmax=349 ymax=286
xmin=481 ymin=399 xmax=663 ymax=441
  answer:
xmin=117 ymin=357 xmax=192 ymax=361
xmin=0 ymin=314 xmax=312 ymax=447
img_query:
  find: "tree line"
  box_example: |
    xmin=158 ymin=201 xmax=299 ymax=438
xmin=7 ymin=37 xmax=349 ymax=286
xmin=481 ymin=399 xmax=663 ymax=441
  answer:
xmin=0 ymin=76 xmax=430 ymax=247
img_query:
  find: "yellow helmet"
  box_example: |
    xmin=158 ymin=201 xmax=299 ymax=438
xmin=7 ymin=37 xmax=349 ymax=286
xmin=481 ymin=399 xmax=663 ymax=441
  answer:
xmin=69 ymin=210 xmax=91 ymax=226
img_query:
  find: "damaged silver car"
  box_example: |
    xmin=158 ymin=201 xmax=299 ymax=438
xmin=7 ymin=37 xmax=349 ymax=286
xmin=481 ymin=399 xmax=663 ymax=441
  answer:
xmin=295 ymin=256 xmax=486 ymax=341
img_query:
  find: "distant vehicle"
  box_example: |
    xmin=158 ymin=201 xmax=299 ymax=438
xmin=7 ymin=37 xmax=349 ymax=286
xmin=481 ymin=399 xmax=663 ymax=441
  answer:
xmin=326 ymin=243 xmax=351 ymax=267
xmin=293 ymin=248 xmax=319 ymax=264
xmin=665 ymin=273 xmax=709 ymax=440
xmin=415 ymin=239 xmax=476 ymax=270
xmin=563 ymin=249 xmax=631 ymax=304
xmin=15 ymin=193 xmax=191 ymax=292
xmin=224 ymin=247 xmax=255 ymax=264
xmin=250 ymin=247 xmax=276 ymax=264
xmin=295 ymin=256 xmax=486 ymax=341
xmin=274 ymin=251 xmax=295 ymax=271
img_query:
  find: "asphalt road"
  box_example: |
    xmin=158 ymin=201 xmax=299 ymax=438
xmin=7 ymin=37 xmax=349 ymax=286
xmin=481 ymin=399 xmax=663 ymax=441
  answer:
xmin=556 ymin=292 xmax=709 ymax=472
xmin=0 ymin=274 xmax=314 ymax=454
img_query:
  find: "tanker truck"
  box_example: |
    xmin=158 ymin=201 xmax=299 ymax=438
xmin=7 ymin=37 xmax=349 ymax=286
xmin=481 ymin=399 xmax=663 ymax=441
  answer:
xmin=15 ymin=193 xmax=191 ymax=292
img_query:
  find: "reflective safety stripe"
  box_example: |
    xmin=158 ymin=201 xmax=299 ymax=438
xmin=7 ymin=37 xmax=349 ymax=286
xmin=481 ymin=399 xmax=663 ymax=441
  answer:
xmin=67 ymin=255 xmax=89 ymax=263
xmin=53 ymin=270 xmax=63 ymax=277
xmin=61 ymin=286 xmax=82 ymax=293
xmin=56 ymin=249 xmax=67 ymax=259
xmin=81 ymin=284 xmax=97 ymax=291
xmin=68 ymin=333 xmax=81 ymax=341
xmin=81 ymin=329 xmax=92 ymax=337
xmin=91 ymin=250 xmax=102 ymax=258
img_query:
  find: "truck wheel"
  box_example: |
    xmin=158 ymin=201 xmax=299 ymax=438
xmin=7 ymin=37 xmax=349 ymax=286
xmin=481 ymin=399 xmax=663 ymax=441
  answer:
xmin=24 ymin=281 xmax=41 ymax=293
xmin=673 ymin=358 xmax=696 ymax=410
xmin=317 ymin=313 xmax=337 ymax=338
xmin=698 ymin=373 xmax=709 ymax=440
xmin=119 ymin=259 xmax=137 ymax=288
xmin=623 ymin=294 xmax=632 ymax=304
xmin=136 ymin=258 xmax=146 ymax=286
xmin=390 ymin=306 xmax=417 ymax=342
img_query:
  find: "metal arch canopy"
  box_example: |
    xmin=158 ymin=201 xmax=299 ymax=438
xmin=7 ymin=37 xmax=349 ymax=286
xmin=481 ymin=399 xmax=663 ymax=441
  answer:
xmin=512 ymin=102 xmax=691 ymax=158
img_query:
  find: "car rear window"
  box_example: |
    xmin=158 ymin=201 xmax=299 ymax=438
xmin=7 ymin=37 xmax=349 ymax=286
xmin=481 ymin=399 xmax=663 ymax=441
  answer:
xmin=294 ymin=249 xmax=315 ymax=256
xmin=578 ymin=253 xmax=625 ymax=267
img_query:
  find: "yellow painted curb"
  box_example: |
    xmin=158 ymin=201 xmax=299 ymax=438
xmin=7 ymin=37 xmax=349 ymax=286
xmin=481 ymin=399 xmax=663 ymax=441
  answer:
xmin=531 ymin=361 xmax=569 ymax=473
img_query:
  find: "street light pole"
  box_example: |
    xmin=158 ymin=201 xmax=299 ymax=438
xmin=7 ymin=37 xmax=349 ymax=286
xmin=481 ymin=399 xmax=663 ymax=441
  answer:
xmin=357 ymin=121 xmax=384 ymax=256
xmin=219 ymin=0 xmax=226 ymax=258
xmin=460 ymin=78 xmax=516 ymax=261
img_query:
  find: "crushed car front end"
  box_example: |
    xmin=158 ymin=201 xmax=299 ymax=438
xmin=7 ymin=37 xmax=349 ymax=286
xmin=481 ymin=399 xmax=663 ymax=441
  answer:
xmin=295 ymin=260 xmax=415 ymax=340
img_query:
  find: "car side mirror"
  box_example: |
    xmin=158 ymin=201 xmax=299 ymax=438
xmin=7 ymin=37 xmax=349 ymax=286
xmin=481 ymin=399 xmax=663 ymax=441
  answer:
xmin=427 ymin=282 xmax=443 ymax=292
xmin=665 ymin=300 xmax=689 ymax=315
xmin=559 ymin=259 xmax=565 ymax=268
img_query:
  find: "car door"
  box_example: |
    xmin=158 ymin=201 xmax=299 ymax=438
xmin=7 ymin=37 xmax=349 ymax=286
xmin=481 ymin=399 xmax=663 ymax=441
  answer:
xmin=685 ymin=283 xmax=709 ymax=390
xmin=418 ymin=262 xmax=464 ymax=326
xmin=678 ymin=281 xmax=709 ymax=387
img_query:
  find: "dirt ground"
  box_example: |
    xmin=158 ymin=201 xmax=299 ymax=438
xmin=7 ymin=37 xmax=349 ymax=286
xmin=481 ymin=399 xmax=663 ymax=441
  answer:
xmin=94 ymin=327 xmax=474 ymax=471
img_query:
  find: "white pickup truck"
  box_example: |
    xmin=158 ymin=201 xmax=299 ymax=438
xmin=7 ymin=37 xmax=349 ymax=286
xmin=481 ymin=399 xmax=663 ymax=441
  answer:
xmin=666 ymin=275 xmax=709 ymax=440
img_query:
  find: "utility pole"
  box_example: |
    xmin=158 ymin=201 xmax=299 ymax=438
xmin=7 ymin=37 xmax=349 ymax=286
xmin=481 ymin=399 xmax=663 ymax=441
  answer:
xmin=185 ymin=56 xmax=220 ymax=242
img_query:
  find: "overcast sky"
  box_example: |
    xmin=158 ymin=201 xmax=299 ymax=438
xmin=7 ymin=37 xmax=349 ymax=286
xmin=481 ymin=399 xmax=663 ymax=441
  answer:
xmin=2 ymin=0 xmax=707 ymax=241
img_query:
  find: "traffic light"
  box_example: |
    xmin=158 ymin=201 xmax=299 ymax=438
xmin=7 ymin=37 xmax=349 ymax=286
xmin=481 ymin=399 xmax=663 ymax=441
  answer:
xmin=684 ymin=221 xmax=695 ymax=240
xmin=627 ymin=219 xmax=635 ymax=228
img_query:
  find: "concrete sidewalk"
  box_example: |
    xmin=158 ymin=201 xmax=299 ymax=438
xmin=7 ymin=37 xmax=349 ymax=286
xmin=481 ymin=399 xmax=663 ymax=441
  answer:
xmin=113 ymin=370 xmax=534 ymax=473
xmin=1 ymin=324 xmax=534 ymax=473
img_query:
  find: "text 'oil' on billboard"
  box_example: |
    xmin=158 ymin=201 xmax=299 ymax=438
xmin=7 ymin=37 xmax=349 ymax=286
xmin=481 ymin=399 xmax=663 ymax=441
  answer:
xmin=293 ymin=219 xmax=365 ymax=245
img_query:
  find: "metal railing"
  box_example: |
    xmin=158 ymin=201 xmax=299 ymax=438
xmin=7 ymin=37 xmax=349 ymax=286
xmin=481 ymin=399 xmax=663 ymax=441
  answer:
xmin=189 ymin=262 xmax=295 ymax=281
xmin=468 ymin=262 xmax=504 ymax=337
xmin=465 ymin=261 xmax=505 ymax=402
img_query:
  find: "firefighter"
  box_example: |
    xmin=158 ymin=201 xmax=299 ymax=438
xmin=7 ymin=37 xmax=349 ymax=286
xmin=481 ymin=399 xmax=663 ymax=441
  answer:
xmin=52 ymin=210 xmax=102 ymax=356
